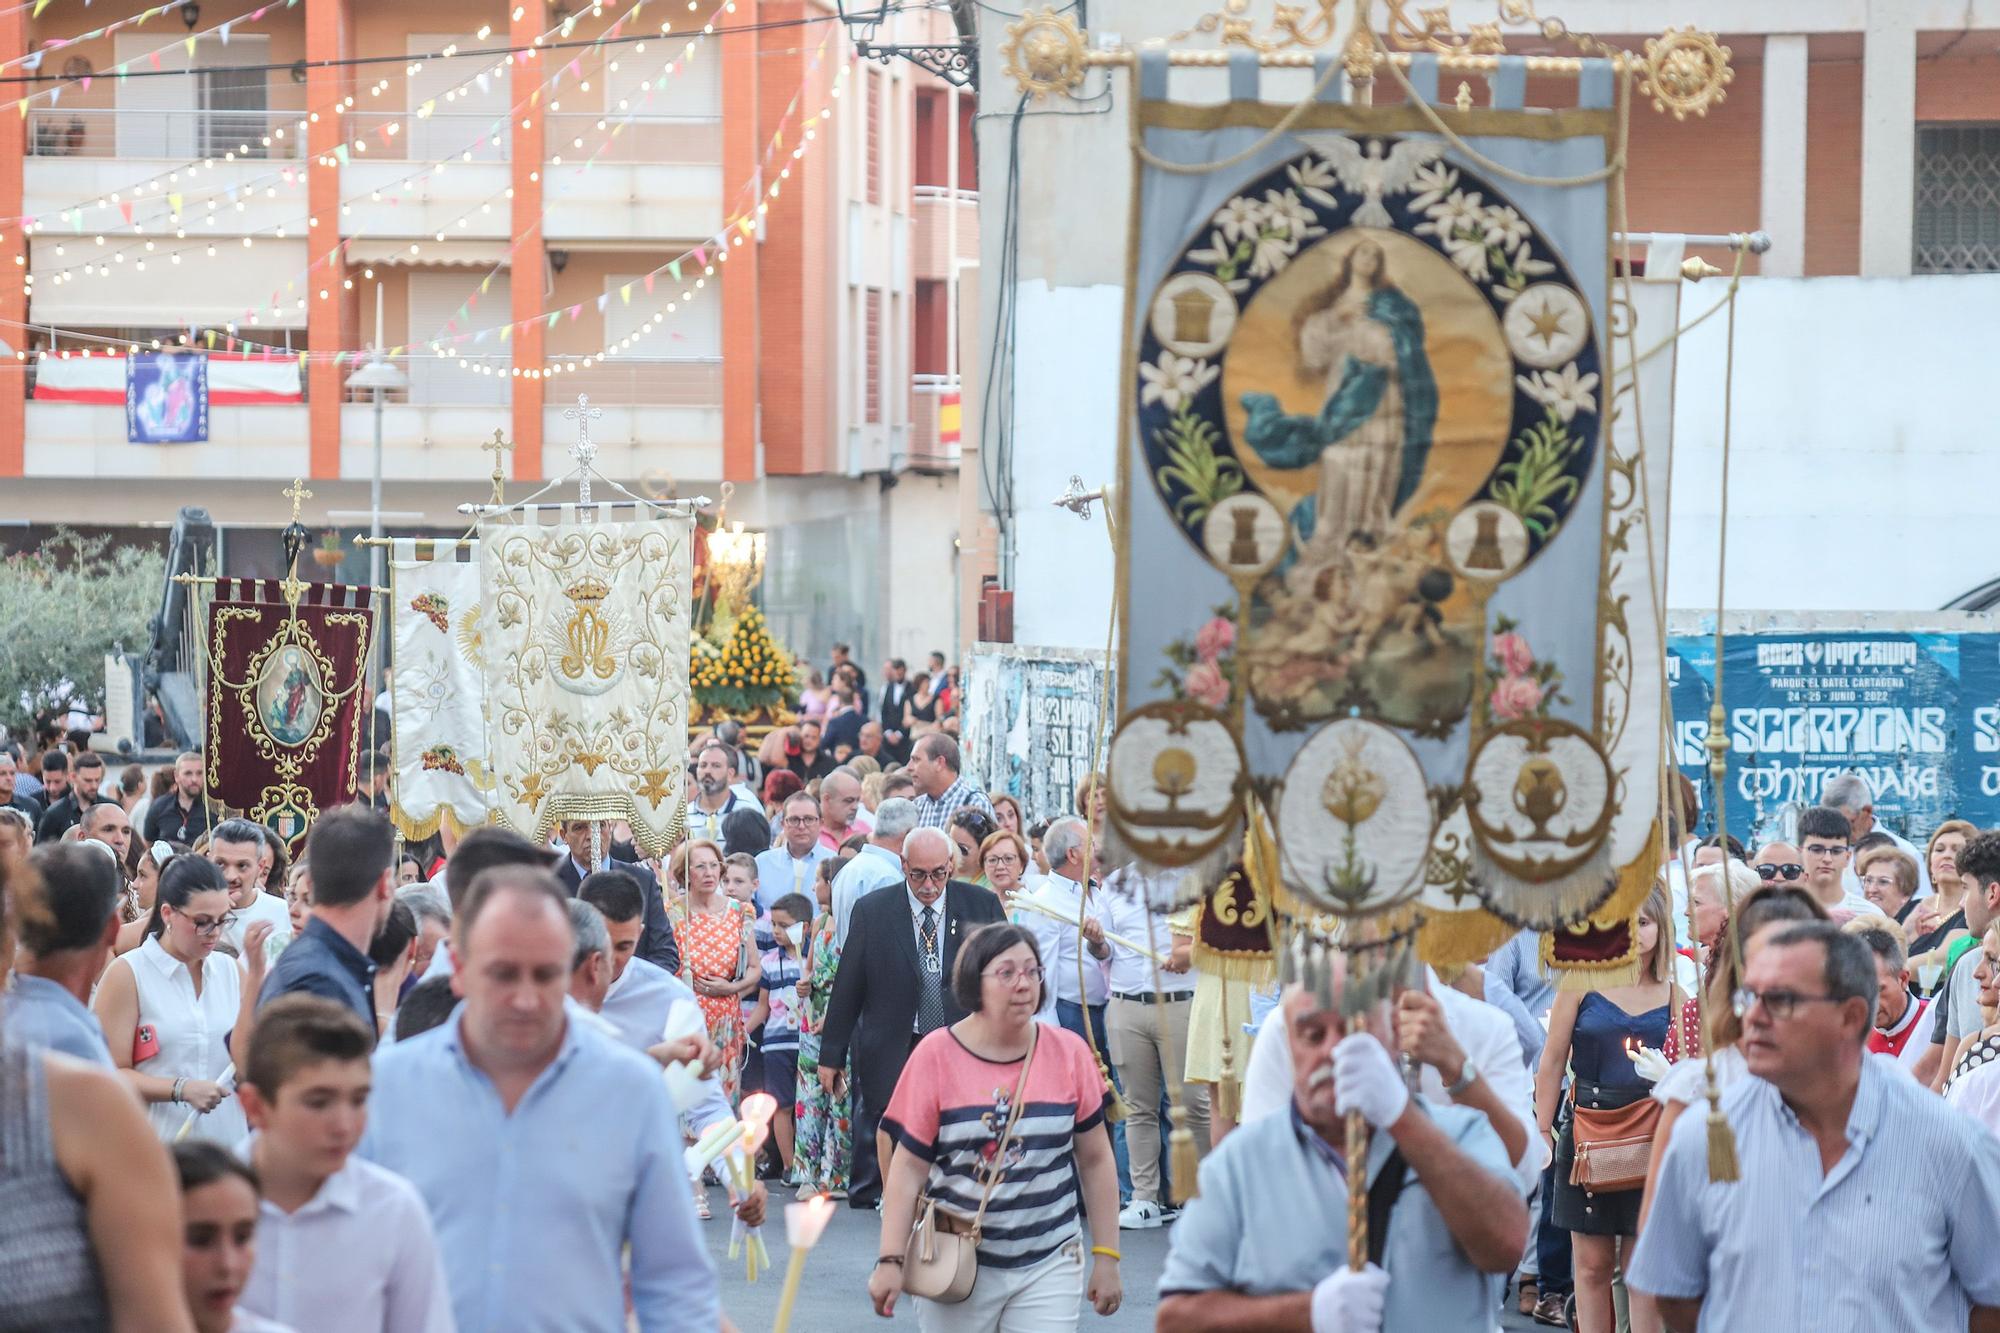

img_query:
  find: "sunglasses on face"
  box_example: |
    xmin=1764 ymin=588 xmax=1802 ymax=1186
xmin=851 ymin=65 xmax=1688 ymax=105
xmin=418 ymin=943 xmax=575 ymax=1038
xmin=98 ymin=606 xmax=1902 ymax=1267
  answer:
xmin=1755 ymin=862 xmax=1804 ymax=881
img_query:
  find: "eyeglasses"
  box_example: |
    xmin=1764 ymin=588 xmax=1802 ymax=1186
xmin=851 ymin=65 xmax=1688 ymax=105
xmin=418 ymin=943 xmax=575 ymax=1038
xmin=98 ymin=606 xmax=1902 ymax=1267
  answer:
xmin=985 ymin=964 xmax=1043 ymax=986
xmin=1802 ymin=843 xmax=1849 ymax=859
xmin=909 ymin=866 xmax=950 ymax=885
xmin=181 ymin=911 xmax=239 ymax=938
xmin=1859 ymin=874 xmax=1904 ymax=893
xmin=984 ymin=853 xmax=1022 ymax=868
xmin=1732 ymin=986 xmax=1847 ymax=1021
xmin=782 ymin=815 xmax=820 ymax=827
xmin=1755 ymin=862 xmax=1804 ymax=881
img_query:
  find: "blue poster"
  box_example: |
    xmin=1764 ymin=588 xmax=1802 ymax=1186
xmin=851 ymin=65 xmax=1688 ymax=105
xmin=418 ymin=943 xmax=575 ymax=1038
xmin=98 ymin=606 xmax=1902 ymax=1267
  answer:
xmin=126 ymin=352 xmax=208 ymax=443
xmin=1669 ymin=630 xmax=1996 ymax=847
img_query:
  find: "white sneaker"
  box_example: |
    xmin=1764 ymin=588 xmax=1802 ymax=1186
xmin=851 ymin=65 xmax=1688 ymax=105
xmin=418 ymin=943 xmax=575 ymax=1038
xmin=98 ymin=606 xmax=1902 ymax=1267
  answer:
xmin=1119 ymin=1199 xmax=1167 ymax=1230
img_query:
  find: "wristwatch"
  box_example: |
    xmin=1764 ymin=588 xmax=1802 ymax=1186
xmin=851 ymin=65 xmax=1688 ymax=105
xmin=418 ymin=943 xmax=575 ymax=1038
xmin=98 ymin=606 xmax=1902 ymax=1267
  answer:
xmin=1444 ymin=1058 xmax=1480 ymax=1097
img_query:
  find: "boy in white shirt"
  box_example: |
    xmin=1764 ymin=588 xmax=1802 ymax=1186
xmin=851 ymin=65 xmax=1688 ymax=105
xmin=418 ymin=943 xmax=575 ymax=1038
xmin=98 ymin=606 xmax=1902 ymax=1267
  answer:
xmin=747 ymin=892 xmax=812 ymax=1178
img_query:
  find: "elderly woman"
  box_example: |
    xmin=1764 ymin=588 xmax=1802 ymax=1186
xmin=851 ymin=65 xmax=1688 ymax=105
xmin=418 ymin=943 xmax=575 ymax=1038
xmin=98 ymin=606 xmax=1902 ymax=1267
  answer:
xmin=980 ymin=830 xmax=1033 ymax=905
xmin=871 ymin=923 xmax=1122 ymax=1331
xmin=1856 ymin=844 xmax=1921 ymax=925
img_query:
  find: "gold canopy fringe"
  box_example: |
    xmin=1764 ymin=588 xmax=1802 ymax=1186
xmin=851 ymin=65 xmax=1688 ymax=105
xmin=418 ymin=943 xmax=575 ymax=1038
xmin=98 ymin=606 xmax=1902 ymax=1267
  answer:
xmin=388 ymin=802 xmax=487 ymax=845
xmin=1418 ymin=905 xmax=1519 ymax=971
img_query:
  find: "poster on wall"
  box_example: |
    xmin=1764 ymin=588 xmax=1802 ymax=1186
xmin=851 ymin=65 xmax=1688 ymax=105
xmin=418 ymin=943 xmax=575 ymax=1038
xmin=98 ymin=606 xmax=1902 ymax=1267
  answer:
xmin=126 ymin=351 xmax=209 ymax=443
xmin=963 ymin=645 xmax=1114 ymax=824
xmin=1668 ymin=629 xmax=1996 ymax=847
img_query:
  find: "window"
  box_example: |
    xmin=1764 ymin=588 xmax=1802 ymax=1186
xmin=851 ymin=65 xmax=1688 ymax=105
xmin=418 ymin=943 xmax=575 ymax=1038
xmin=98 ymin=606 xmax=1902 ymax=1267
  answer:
xmin=1915 ymin=124 xmax=2000 ymax=274
xmin=866 ymin=67 xmax=882 ymax=206
xmin=864 ymin=288 xmax=882 ymax=423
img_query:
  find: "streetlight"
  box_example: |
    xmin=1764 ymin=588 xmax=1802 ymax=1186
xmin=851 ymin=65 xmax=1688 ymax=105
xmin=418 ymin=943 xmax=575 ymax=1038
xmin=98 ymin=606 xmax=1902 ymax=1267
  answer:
xmin=345 ymin=288 xmax=408 ymax=690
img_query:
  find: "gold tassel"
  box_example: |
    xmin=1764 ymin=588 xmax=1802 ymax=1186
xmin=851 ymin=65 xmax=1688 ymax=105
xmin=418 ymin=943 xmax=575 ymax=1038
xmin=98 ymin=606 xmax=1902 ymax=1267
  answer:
xmin=1703 ymin=1088 xmax=1739 ymax=1182
xmin=1213 ymin=1075 xmax=1241 ymax=1124
xmin=1098 ymin=1057 xmax=1130 ymax=1124
xmin=1168 ymin=1104 xmax=1199 ymax=1204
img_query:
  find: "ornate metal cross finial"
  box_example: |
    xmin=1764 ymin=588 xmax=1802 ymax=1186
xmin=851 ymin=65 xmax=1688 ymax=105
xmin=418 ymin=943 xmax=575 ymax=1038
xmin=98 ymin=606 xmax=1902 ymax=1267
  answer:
xmin=482 ymin=429 xmax=514 ymax=504
xmin=563 ymin=394 xmax=604 ymax=505
xmin=283 ymin=478 xmax=313 ymax=523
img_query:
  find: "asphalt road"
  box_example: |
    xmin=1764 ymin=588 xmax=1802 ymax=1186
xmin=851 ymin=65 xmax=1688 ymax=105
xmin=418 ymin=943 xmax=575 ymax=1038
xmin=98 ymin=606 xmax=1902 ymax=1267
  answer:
xmin=698 ymin=1198 xmax=1546 ymax=1331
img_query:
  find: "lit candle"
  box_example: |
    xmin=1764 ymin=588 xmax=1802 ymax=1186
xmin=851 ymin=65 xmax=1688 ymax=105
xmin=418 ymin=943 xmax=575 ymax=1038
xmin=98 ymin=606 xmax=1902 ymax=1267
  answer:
xmin=772 ymin=1196 xmax=838 ymax=1333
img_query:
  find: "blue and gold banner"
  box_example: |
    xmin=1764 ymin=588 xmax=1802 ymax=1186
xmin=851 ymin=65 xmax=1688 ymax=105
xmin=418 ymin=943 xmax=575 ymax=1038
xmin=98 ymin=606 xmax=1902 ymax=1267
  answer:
xmin=1106 ymin=51 xmax=1662 ymax=941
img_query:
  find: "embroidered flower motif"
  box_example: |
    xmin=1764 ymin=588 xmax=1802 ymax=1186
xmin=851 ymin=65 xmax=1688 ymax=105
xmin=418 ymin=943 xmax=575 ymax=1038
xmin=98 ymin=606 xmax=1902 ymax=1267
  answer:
xmin=1183 ymin=660 xmax=1231 ymax=709
xmin=1407 ymin=161 xmax=1460 ymax=213
xmin=1139 ymin=350 xmax=1222 ymax=413
xmin=1416 ymin=188 xmax=1485 ymax=241
xmin=1516 ymin=363 xmax=1601 ymax=422
xmin=1481 ymin=204 xmax=1530 ymax=252
xmin=1489 ymin=674 xmax=1545 ymax=722
xmin=1193 ymin=616 xmax=1236 ymax=664
xmin=1287 ymin=155 xmax=1340 ymax=209
xmin=1247 ymin=229 xmax=1301 ymax=279
xmin=1491 ymin=631 xmax=1535 ymax=678
xmin=1212 ymin=195 xmax=1267 ymax=243
xmin=1260 ymin=188 xmax=1317 ymax=239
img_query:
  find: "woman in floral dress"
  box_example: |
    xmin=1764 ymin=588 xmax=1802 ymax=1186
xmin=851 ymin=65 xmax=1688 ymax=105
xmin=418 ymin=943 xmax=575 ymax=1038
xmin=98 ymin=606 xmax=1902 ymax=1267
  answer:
xmin=677 ymin=839 xmax=760 ymax=1107
xmin=791 ymin=855 xmax=853 ymax=1198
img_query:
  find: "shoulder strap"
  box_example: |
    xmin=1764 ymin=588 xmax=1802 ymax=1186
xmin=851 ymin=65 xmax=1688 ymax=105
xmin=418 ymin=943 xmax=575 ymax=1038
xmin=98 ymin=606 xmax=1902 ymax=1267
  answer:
xmin=1365 ymin=1146 xmax=1409 ymax=1267
xmin=969 ymin=1023 xmax=1040 ymax=1237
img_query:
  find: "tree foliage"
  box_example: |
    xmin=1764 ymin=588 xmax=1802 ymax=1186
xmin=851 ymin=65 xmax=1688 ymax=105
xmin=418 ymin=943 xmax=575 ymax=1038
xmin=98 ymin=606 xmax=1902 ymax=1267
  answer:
xmin=0 ymin=530 xmax=164 ymax=736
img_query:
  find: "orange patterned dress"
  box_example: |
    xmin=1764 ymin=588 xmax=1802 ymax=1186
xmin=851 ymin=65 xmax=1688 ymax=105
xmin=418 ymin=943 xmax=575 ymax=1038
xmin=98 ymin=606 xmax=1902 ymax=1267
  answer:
xmin=679 ymin=902 xmax=755 ymax=1105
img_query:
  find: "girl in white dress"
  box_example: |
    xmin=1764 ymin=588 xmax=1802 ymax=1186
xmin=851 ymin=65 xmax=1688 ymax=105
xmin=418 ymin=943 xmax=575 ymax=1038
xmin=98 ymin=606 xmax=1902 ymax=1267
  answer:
xmin=92 ymin=853 xmax=269 ymax=1145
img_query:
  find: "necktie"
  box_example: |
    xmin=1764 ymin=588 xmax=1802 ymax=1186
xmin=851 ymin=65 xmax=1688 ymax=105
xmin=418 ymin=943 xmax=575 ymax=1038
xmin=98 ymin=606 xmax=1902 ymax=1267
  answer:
xmin=916 ymin=905 xmax=948 ymax=1032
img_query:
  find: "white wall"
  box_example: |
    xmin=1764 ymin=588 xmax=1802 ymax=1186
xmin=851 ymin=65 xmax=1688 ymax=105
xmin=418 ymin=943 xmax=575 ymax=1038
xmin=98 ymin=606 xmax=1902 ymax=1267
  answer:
xmin=1665 ymin=274 xmax=2000 ymax=614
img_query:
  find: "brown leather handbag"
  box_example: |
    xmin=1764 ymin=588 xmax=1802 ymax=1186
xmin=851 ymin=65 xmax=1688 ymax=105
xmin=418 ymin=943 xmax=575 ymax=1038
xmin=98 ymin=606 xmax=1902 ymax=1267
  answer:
xmin=1568 ymin=1093 xmax=1659 ymax=1193
xmin=902 ymin=1024 xmax=1040 ymax=1304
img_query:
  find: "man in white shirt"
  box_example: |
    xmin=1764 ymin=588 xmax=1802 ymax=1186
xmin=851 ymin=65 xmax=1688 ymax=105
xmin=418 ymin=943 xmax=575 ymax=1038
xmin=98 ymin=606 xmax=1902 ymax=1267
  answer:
xmin=237 ymin=994 xmax=453 ymax=1333
xmin=209 ymin=818 xmax=293 ymax=956
xmin=1794 ymin=806 xmax=1884 ymax=921
xmin=1824 ymin=773 xmax=1932 ymax=901
xmin=756 ymin=791 xmax=834 ymax=912
xmin=1242 ymin=969 xmax=1543 ymax=1192
xmin=1098 ymin=865 xmax=1204 ymax=1229
xmin=685 ymin=742 xmax=753 ymax=846
xmin=831 ymin=797 xmax=917 ymax=947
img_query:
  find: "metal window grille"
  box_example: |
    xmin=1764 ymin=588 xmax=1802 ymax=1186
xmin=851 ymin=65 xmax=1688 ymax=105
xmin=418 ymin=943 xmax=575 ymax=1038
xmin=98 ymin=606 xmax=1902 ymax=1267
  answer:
xmin=865 ymin=288 xmax=883 ymax=423
xmin=1915 ymin=124 xmax=2000 ymax=274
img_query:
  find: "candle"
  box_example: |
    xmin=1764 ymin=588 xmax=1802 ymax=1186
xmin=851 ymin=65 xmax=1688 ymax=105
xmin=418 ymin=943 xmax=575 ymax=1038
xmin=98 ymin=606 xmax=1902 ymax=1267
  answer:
xmin=772 ymin=1197 xmax=837 ymax=1333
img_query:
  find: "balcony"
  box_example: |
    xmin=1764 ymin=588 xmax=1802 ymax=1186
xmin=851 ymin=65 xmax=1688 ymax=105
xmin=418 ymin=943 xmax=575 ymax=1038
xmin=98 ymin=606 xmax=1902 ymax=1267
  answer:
xmin=542 ymin=116 xmax=725 ymax=243
xmin=912 ymin=186 xmax=978 ymax=282
xmin=24 ymin=108 xmax=308 ymax=237
xmin=907 ymin=374 xmax=962 ymax=470
xmin=27 ymin=108 xmax=308 ymax=161
xmin=541 ymin=358 xmax=725 ymax=483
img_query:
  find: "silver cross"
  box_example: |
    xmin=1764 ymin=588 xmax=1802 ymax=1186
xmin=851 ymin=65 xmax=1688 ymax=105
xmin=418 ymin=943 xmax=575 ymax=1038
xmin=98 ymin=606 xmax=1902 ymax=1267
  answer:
xmin=563 ymin=393 xmax=604 ymax=505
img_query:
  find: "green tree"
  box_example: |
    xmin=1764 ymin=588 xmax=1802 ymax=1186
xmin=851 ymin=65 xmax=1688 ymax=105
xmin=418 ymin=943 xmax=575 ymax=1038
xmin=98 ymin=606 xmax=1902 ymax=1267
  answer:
xmin=0 ymin=530 xmax=164 ymax=736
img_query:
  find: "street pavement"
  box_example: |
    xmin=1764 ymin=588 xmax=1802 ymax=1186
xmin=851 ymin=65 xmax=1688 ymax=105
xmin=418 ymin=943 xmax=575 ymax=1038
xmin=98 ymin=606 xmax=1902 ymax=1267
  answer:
xmin=698 ymin=1197 xmax=1545 ymax=1330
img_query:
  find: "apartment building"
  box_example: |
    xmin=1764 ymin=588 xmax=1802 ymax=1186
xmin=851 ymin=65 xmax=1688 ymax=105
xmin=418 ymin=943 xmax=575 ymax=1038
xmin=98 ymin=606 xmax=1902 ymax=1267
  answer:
xmin=0 ymin=0 xmax=977 ymax=663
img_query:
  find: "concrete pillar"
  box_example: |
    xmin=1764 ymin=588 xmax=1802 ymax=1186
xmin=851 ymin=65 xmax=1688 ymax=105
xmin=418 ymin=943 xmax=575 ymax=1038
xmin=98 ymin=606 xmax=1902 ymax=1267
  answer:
xmin=509 ymin=3 xmax=545 ymax=480
xmin=0 ymin=0 xmax=25 ymax=477
xmin=1859 ymin=2 xmax=1916 ymax=277
xmin=1760 ymin=35 xmax=1808 ymax=278
xmin=305 ymin=0 xmax=354 ymax=480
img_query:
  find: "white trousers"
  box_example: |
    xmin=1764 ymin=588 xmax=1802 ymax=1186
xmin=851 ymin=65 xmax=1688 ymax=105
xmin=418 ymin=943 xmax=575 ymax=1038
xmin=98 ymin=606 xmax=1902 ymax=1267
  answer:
xmin=915 ymin=1241 xmax=1085 ymax=1333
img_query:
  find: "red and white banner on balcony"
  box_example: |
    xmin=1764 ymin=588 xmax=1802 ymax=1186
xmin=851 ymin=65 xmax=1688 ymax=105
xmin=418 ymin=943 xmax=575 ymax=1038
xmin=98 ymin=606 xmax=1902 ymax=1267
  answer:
xmin=32 ymin=352 xmax=302 ymax=405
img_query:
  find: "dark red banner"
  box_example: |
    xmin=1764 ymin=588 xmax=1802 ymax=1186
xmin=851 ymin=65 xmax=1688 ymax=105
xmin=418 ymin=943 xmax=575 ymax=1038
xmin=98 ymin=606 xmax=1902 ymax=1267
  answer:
xmin=205 ymin=577 xmax=375 ymax=852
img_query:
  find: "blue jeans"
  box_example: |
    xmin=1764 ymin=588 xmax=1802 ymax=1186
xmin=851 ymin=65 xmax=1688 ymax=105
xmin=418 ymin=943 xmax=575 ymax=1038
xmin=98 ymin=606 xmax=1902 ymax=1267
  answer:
xmin=1056 ymin=999 xmax=1132 ymax=1204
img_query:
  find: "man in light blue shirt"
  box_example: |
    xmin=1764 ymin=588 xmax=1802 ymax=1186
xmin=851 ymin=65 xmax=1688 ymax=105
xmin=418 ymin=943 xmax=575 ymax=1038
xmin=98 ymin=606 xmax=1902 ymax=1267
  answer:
xmin=3 ymin=843 xmax=118 ymax=1066
xmin=1156 ymin=983 xmax=1528 ymax=1333
xmin=1631 ymin=921 xmax=2000 ymax=1332
xmin=832 ymin=797 xmax=916 ymax=947
xmin=360 ymin=864 xmax=717 ymax=1332
xmin=755 ymin=791 xmax=833 ymax=912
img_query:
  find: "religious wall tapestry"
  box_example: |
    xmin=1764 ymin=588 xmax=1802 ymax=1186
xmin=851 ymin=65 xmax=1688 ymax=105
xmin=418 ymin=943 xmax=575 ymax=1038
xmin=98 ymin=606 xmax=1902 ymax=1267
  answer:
xmin=204 ymin=578 xmax=374 ymax=852
xmin=388 ymin=538 xmax=492 ymax=841
xmin=477 ymin=506 xmax=693 ymax=855
xmin=1107 ymin=52 xmax=1666 ymax=957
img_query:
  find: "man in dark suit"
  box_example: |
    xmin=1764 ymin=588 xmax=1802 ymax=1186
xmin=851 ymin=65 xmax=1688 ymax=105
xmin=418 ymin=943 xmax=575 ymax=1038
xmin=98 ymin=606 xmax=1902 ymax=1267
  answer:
xmin=555 ymin=819 xmax=679 ymax=975
xmin=818 ymin=826 xmax=1004 ymax=1208
xmin=36 ymin=751 xmax=114 ymax=844
xmin=877 ymin=658 xmax=911 ymax=764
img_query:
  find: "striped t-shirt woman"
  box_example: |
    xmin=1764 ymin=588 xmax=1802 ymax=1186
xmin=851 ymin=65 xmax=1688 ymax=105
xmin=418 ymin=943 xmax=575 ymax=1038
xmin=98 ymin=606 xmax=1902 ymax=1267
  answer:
xmin=882 ymin=1020 xmax=1108 ymax=1270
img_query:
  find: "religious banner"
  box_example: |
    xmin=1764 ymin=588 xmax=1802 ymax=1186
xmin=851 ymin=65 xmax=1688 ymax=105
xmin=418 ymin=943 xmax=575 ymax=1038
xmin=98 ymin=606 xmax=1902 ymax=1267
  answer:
xmin=204 ymin=577 xmax=375 ymax=852
xmin=388 ymin=538 xmax=491 ymax=840
xmin=1107 ymin=52 xmax=1663 ymax=941
xmin=962 ymin=644 xmax=1114 ymax=823
xmin=477 ymin=506 xmax=693 ymax=854
xmin=126 ymin=351 xmax=209 ymax=443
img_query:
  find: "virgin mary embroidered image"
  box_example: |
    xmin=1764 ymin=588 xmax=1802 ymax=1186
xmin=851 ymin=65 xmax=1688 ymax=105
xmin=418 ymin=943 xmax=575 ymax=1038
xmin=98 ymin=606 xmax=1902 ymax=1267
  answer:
xmin=1240 ymin=239 xmax=1438 ymax=564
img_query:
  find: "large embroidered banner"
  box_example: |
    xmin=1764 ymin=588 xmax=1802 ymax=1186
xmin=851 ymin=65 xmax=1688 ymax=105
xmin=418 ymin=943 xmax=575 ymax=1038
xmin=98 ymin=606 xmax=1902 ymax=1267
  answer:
xmin=1107 ymin=52 xmax=1664 ymax=943
xmin=388 ymin=539 xmax=491 ymax=841
xmin=477 ymin=507 xmax=693 ymax=855
xmin=205 ymin=578 xmax=375 ymax=852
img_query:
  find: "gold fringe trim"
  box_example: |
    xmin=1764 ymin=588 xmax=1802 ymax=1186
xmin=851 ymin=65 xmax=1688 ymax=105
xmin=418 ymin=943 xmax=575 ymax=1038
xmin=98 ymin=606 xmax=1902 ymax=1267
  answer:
xmin=1418 ymin=907 xmax=1520 ymax=971
xmin=388 ymin=801 xmax=490 ymax=844
xmin=1472 ymin=843 xmax=1614 ymax=932
xmin=1552 ymin=957 xmax=1639 ymax=990
xmin=1190 ymin=947 xmax=1276 ymax=983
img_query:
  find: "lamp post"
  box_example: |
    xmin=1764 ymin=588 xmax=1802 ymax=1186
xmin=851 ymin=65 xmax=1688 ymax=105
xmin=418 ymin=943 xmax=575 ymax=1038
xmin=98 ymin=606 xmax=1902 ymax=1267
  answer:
xmin=345 ymin=288 xmax=408 ymax=689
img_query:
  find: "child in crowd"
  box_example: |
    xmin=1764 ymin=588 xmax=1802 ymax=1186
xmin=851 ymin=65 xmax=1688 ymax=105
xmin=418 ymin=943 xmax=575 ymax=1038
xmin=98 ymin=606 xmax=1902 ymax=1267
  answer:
xmin=749 ymin=892 xmax=813 ymax=1180
xmin=172 ymin=1142 xmax=288 ymax=1333
xmin=235 ymin=994 xmax=452 ymax=1332
xmin=724 ymin=852 xmax=770 ymax=1102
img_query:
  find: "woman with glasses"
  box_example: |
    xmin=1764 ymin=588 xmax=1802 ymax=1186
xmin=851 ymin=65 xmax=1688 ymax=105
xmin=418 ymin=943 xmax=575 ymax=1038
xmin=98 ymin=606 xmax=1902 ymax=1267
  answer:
xmin=870 ymin=923 xmax=1123 ymax=1330
xmin=950 ymin=808 xmax=999 ymax=886
xmin=980 ymin=830 xmax=1033 ymax=905
xmin=92 ymin=854 xmax=268 ymax=1144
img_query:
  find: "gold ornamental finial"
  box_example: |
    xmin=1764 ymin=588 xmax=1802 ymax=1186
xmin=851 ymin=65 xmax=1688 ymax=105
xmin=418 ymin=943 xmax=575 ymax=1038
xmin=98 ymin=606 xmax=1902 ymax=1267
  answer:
xmin=283 ymin=478 xmax=313 ymax=524
xmin=1003 ymin=7 xmax=1087 ymax=99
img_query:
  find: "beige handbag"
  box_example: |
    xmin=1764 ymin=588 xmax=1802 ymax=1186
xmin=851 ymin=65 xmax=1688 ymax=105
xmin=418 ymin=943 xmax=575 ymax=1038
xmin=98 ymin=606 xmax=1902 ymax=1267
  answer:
xmin=902 ymin=1024 xmax=1040 ymax=1304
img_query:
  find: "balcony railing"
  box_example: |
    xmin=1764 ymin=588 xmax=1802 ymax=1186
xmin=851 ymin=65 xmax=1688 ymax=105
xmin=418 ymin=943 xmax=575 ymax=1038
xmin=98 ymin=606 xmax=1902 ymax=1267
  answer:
xmin=912 ymin=185 xmax=978 ymax=281
xmin=339 ymin=355 xmax=722 ymax=408
xmin=543 ymin=115 xmax=723 ymax=165
xmin=27 ymin=108 xmax=308 ymax=160
xmin=908 ymin=373 xmax=961 ymax=468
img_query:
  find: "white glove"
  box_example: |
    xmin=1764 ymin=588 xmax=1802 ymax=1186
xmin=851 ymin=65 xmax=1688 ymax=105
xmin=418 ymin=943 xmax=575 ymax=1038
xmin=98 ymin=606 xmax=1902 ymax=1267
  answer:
xmin=1629 ymin=1044 xmax=1673 ymax=1084
xmin=1333 ymin=1033 xmax=1409 ymax=1130
xmin=1311 ymin=1262 xmax=1389 ymax=1333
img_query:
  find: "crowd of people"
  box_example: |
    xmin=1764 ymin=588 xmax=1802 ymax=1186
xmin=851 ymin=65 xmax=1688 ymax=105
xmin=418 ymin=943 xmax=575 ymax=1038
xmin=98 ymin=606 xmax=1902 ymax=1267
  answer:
xmin=9 ymin=685 xmax=2000 ymax=1332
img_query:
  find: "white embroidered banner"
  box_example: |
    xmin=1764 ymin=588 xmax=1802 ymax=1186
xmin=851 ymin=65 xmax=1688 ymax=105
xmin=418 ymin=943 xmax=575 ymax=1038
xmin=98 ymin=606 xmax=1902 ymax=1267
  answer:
xmin=388 ymin=539 xmax=491 ymax=840
xmin=477 ymin=506 xmax=693 ymax=854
